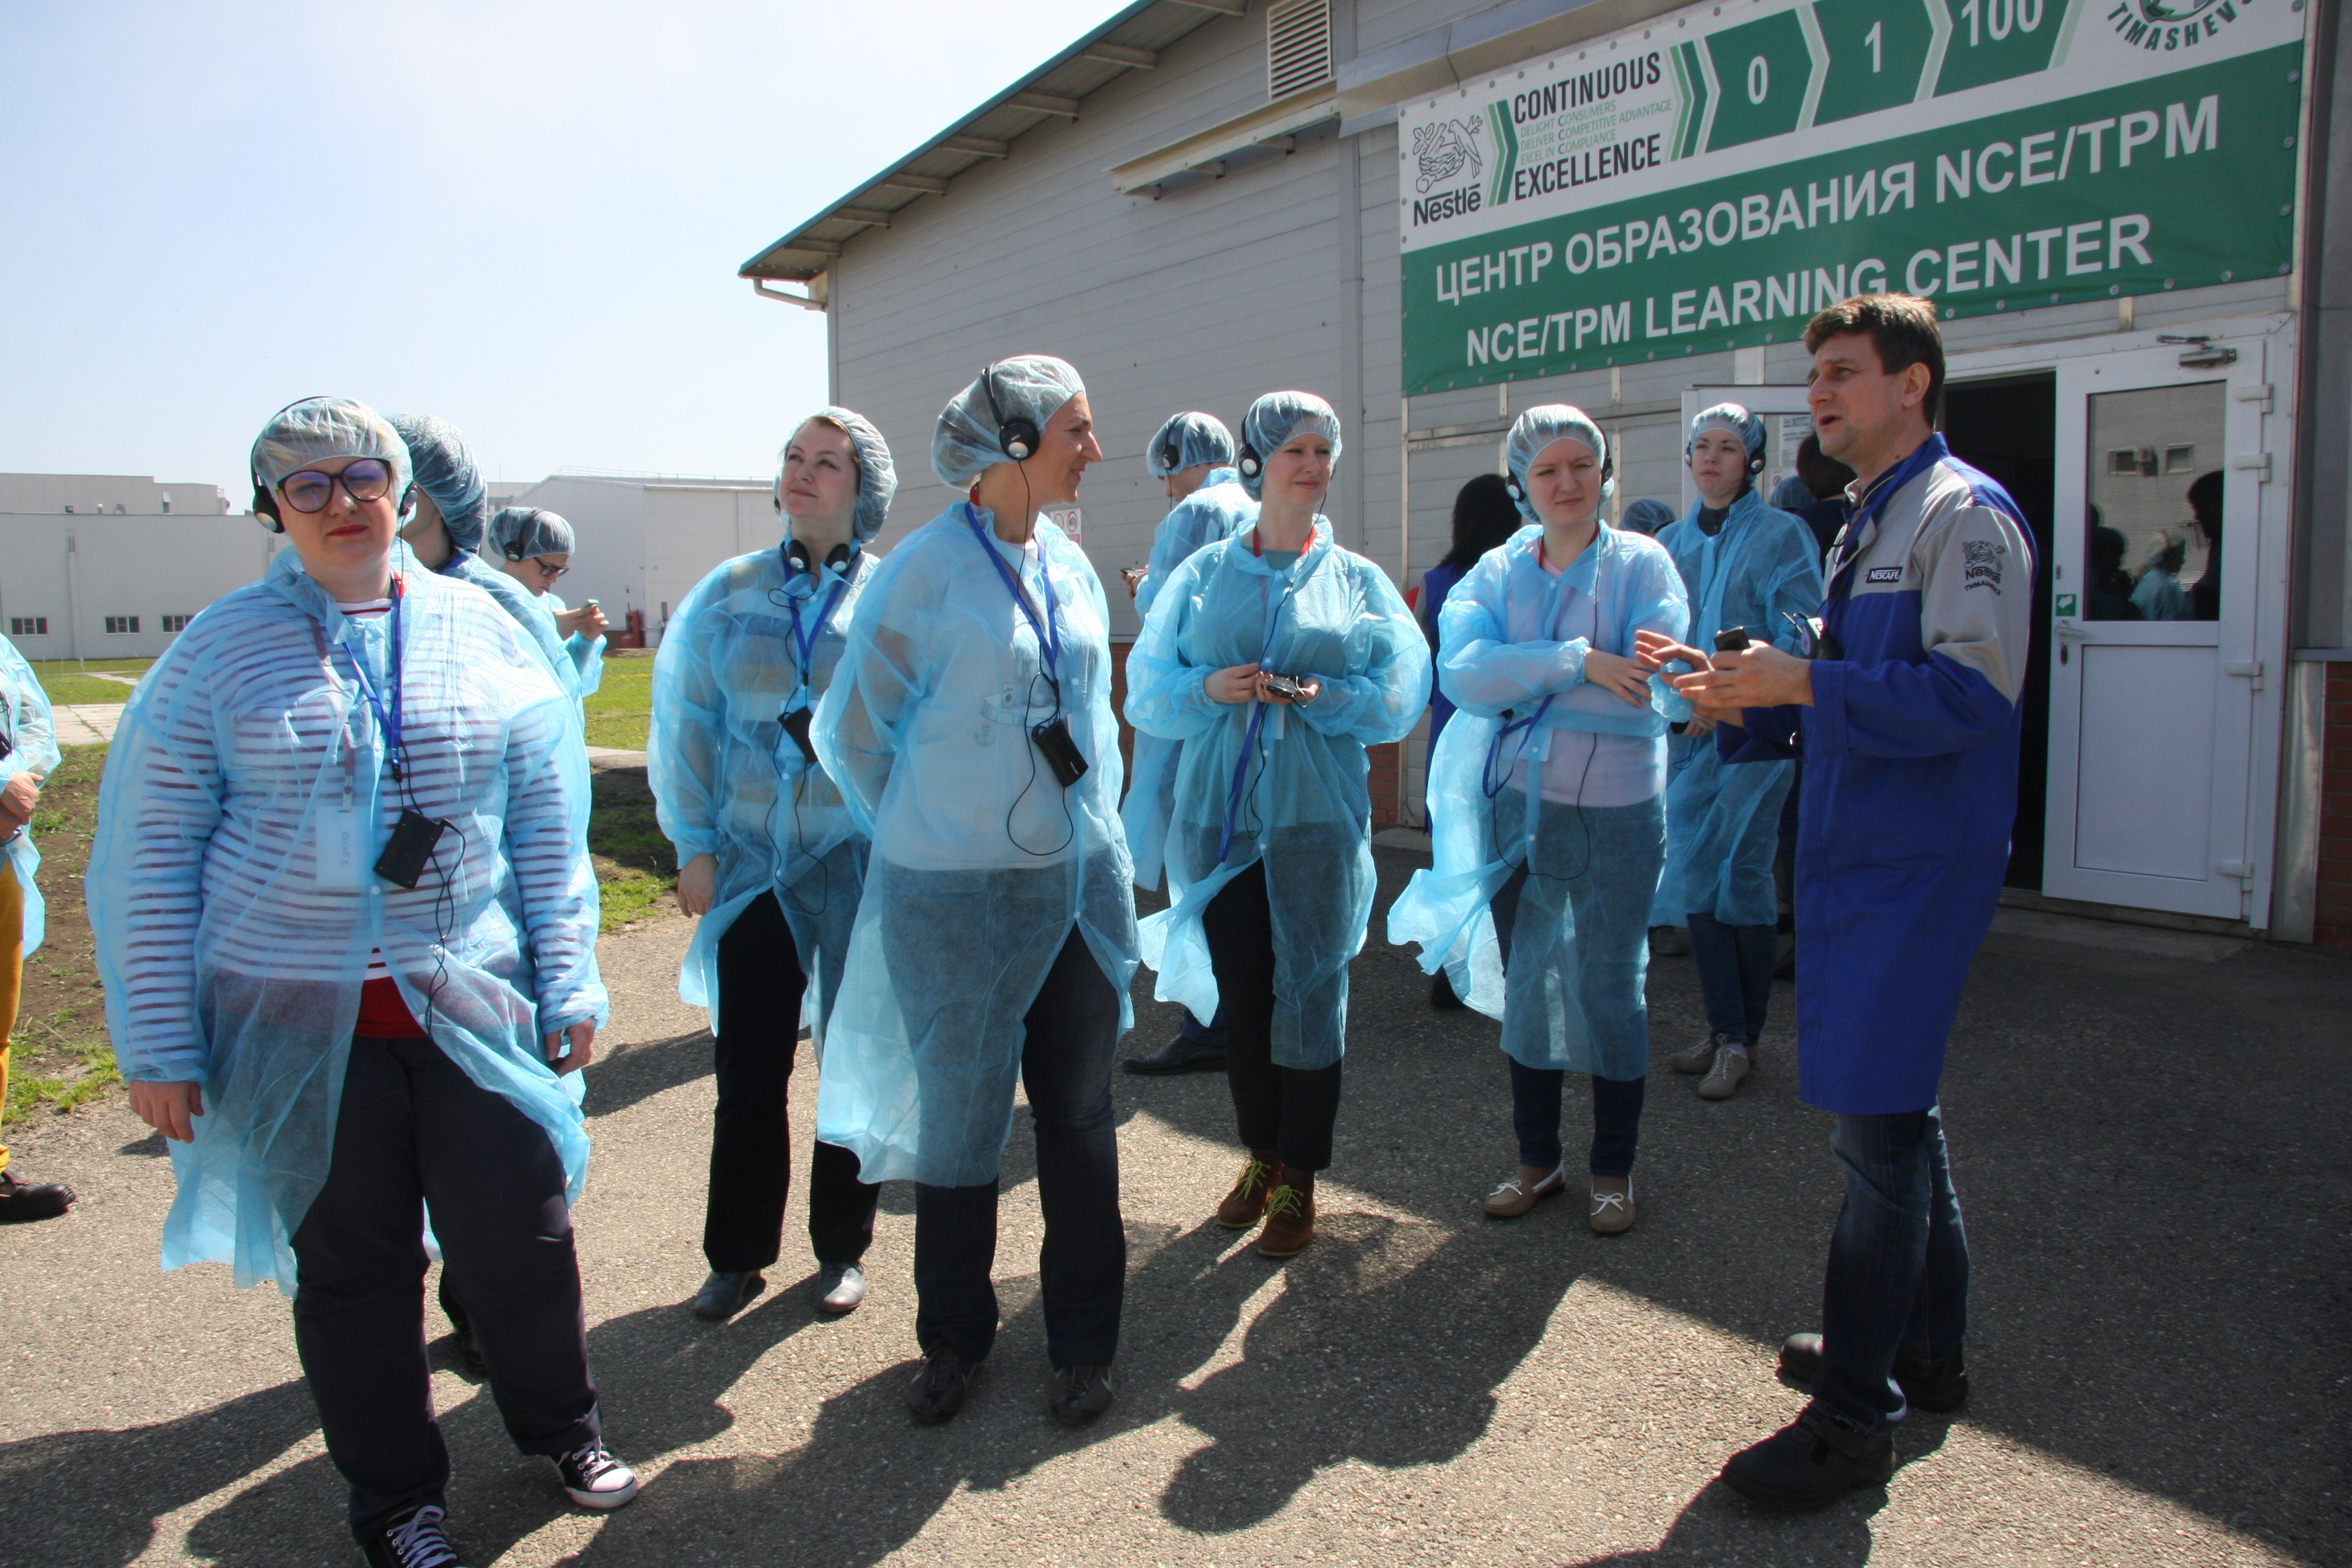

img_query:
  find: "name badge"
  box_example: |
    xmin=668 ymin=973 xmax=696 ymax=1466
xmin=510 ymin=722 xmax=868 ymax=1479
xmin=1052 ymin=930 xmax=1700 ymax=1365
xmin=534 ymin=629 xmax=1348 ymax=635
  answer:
xmin=315 ymin=803 xmax=365 ymax=888
xmin=1866 ymin=566 xmax=1904 ymax=584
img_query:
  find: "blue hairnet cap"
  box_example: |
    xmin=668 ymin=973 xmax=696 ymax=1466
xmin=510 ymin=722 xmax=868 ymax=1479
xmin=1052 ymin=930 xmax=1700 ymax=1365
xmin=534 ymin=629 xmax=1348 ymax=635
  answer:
xmin=1500 ymin=405 xmax=1612 ymax=522
xmin=1768 ymin=474 xmax=1815 ymax=512
xmin=1238 ymin=391 xmax=1344 ymax=500
xmin=250 ymin=396 xmax=411 ymax=499
xmin=489 ymin=506 xmax=575 ymax=561
xmin=390 ymin=413 xmax=489 ymax=552
xmin=932 ymin=355 xmax=1086 ymax=490
xmin=1146 ymin=411 xmax=1235 ymax=478
xmin=1688 ymin=401 xmax=1767 ymax=466
xmin=781 ymin=407 xmax=898 ymax=544
xmin=1621 ymin=497 xmax=1677 ymax=535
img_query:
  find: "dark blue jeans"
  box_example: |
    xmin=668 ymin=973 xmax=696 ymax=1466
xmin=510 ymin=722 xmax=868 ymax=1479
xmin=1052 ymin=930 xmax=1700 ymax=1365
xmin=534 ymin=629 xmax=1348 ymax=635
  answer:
xmin=1177 ymin=1005 xmax=1227 ymax=1047
xmin=1685 ymin=911 xmax=1776 ymax=1045
xmin=1812 ymin=1105 xmax=1971 ymax=1432
xmin=1508 ymin=1061 xmax=1644 ymax=1175
xmin=914 ymin=926 xmax=1125 ymax=1369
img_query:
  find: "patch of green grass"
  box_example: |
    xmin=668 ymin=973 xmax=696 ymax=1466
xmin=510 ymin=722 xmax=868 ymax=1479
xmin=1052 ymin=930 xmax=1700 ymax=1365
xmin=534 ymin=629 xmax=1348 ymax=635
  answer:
xmin=587 ymin=763 xmax=675 ymax=933
xmin=27 ymin=658 xmax=153 ymax=706
xmin=583 ymin=650 xmax=653 ymax=751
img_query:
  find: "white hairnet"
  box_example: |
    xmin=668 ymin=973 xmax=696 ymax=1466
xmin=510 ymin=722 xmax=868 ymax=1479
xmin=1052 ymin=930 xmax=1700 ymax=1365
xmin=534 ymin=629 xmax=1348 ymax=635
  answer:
xmin=1688 ymin=402 xmax=1766 ymax=468
xmin=931 ymin=354 xmax=1086 ymax=490
xmin=780 ymin=406 xmax=898 ymax=544
xmin=250 ymin=396 xmax=411 ymax=500
xmin=1238 ymin=391 xmax=1344 ymax=500
xmin=1146 ymin=411 xmax=1235 ymax=478
xmin=390 ymin=413 xmax=489 ymax=552
xmin=1500 ymin=405 xmax=1612 ymax=522
xmin=490 ymin=506 xmax=575 ymax=561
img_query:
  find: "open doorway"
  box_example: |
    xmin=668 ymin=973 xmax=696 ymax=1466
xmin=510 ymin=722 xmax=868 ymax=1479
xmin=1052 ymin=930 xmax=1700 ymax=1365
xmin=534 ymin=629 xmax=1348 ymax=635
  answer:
xmin=1942 ymin=373 xmax=2055 ymax=889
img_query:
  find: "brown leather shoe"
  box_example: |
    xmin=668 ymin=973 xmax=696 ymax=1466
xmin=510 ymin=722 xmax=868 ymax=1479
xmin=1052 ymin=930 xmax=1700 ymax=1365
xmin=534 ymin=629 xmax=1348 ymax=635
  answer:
xmin=1255 ymin=1184 xmax=1315 ymax=1256
xmin=1215 ymin=1154 xmax=1282 ymax=1229
xmin=1589 ymin=1175 xmax=1638 ymax=1235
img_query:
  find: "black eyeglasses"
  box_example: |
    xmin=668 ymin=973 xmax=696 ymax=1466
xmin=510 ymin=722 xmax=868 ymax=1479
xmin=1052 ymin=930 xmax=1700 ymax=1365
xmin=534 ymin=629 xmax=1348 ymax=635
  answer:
xmin=529 ymin=557 xmax=570 ymax=580
xmin=279 ymin=458 xmax=395 ymax=514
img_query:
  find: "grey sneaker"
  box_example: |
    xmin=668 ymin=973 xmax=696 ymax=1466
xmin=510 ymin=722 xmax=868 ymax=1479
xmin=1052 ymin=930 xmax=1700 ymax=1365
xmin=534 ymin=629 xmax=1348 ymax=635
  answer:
xmin=815 ymin=1263 xmax=866 ymax=1315
xmin=1699 ymin=1045 xmax=1753 ymax=1100
xmin=1670 ymin=1033 xmax=1728 ymax=1074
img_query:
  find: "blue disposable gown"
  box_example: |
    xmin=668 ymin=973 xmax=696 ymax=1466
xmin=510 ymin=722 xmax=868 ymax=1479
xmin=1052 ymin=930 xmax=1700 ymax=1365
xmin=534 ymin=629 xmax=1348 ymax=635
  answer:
xmin=811 ymin=505 xmax=1138 ymax=1186
xmin=1648 ymin=490 xmax=1824 ymax=927
xmin=1126 ymin=518 xmax=1429 ymax=1070
xmin=89 ymin=544 xmax=608 ymax=1292
xmin=1388 ymin=524 xmax=1690 ymax=1074
xmin=0 ymin=635 xmax=60 ymax=953
xmin=649 ymin=541 xmax=874 ymax=1037
xmin=1123 ymin=469 xmax=1252 ymax=889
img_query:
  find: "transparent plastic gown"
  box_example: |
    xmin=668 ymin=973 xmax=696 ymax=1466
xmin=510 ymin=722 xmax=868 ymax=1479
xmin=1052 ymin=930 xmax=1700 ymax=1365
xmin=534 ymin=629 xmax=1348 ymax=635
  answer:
xmin=89 ymin=545 xmax=607 ymax=1292
xmin=1388 ymin=524 xmax=1690 ymax=1074
xmin=1122 ymin=468 xmax=1252 ymax=890
xmin=1647 ymin=488 xmax=1823 ymax=928
xmin=649 ymin=542 xmax=875 ymax=1037
xmin=811 ymin=506 xmax=1138 ymax=1186
xmin=1126 ymin=518 xmax=1429 ymax=1070
xmin=0 ymin=635 xmax=60 ymax=953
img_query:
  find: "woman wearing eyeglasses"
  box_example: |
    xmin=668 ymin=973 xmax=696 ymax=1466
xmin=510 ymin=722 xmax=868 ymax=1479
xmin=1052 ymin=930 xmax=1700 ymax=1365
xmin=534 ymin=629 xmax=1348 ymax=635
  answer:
xmin=1390 ymin=408 xmax=1690 ymax=1235
xmin=90 ymin=398 xmax=631 ymax=1568
xmin=1126 ymin=391 xmax=1429 ymax=1259
xmin=491 ymin=506 xmax=608 ymax=699
xmin=647 ymin=409 xmax=893 ymax=1326
xmin=813 ymin=356 xmax=1137 ymax=1429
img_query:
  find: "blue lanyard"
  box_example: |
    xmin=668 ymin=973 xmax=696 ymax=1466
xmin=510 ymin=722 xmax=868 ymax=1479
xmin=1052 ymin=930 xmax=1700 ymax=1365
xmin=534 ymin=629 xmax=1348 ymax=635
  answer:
xmin=965 ymin=504 xmax=1062 ymax=686
xmin=339 ymin=578 xmax=406 ymax=779
xmin=784 ymin=577 xmax=849 ymax=692
xmin=1825 ymin=436 xmax=1945 ymax=603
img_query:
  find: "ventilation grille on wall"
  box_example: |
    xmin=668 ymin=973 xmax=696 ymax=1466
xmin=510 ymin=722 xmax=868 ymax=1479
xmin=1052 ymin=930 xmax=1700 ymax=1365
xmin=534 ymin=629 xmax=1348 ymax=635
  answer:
xmin=1267 ymin=0 xmax=1332 ymax=101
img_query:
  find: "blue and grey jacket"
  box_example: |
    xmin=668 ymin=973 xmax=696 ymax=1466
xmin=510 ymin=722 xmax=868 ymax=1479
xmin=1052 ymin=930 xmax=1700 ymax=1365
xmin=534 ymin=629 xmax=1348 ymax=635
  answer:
xmin=1728 ymin=433 xmax=2035 ymax=1114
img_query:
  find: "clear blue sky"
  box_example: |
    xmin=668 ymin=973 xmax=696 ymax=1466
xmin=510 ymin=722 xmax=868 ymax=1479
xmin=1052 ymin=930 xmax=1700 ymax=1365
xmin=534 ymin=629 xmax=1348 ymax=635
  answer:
xmin=0 ymin=0 xmax=1131 ymax=497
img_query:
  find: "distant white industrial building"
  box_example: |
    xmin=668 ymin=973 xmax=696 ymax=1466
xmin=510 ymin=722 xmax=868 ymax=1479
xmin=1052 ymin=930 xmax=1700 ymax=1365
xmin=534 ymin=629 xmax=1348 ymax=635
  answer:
xmin=0 ymin=473 xmax=275 ymax=660
xmin=494 ymin=471 xmax=776 ymax=646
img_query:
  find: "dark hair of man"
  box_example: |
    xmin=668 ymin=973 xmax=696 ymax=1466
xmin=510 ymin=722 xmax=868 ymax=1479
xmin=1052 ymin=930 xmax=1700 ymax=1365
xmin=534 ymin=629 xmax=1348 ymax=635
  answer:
xmin=1795 ymin=433 xmax=1857 ymax=500
xmin=1438 ymin=472 xmax=1524 ymax=570
xmin=2186 ymin=469 xmax=2224 ymax=535
xmin=1803 ymin=293 xmax=1947 ymax=427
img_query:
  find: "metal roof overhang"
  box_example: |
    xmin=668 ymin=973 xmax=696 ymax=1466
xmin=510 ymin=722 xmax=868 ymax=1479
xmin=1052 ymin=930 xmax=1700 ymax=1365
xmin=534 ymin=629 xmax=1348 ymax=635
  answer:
xmin=737 ymin=0 xmax=1245 ymax=286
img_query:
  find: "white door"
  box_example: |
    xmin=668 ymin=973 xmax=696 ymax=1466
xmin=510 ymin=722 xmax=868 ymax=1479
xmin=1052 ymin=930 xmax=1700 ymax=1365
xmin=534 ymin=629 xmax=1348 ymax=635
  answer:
xmin=2043 ymin=337 xmax=2272 ymax=920
xmin=1679 ymin=386 xmax=1815 ymax=515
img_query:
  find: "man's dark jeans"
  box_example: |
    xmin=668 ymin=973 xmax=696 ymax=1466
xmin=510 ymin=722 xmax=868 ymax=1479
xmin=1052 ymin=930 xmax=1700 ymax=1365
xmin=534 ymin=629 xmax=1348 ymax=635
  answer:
xmin=1812 ymin=1105 xmax=1970 ymax=1432
xmin=914 ymin=926 xmax=1125 ymax=1369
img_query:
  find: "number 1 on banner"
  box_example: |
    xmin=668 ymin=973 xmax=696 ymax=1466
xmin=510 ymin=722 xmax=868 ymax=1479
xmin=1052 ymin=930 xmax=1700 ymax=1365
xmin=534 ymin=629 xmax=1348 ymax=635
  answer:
xmin=1865 ymin=19 xmax=1881 ymax=72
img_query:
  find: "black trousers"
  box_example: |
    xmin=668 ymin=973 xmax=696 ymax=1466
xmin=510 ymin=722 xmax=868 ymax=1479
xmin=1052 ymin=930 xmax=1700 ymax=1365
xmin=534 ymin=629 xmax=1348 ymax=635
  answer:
xmin=706 ymin=892 xmax=880 ymax=1273
xmin=293 ymin=1036 xmax=598 ymax=1540
xmin=1201 ymin=858 xmax=1344 ymax=1173
xmin=915 ymin=927 xmax=1125 ymax=1368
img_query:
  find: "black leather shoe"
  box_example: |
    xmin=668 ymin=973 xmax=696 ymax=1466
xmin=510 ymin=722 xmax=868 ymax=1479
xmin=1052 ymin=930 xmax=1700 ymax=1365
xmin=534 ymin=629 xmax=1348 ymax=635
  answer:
xmin=1777 ymin=1333 xmax=1968 ymax=1413
xmin=0 ymin=1169 xmax=74 ymax=1223
xmin=906 ymin=1345 xmax=981 ymax=1424
xmin=1047 ymin=1364 xmax=1114 ymax=1426
xmin=814 ymin=1263 xmax=866 ymax=1315
xmin=1428 ymin=970 xmax=1464 ymax=1010
xmin=692 ymin=1269 xmax=765 ymax=1321
xmin=1720 ymin=1406 xmax=1895 ymax=1510
xmin=1122 ymin=1034 xmax=1225 ymax=1075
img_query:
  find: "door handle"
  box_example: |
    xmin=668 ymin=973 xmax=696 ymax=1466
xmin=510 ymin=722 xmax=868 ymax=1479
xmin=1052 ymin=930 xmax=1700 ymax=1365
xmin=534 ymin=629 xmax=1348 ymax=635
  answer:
xmin=2224 ymin=659 xmax=2265 ymax=691
xmin=2055 ymin=622 xmax=2092 ymax=641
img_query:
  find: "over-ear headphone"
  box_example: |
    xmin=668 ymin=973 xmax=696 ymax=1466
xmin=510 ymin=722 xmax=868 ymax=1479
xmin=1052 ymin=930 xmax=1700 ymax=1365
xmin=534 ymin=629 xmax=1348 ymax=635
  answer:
xmin=785 ymin=538 xmax=855 ymax=578
xmin=979 ymin=364 xmax=1040 ymax=463
xmin=1236 ymin=440 xmax=1263 ymax=479
xmin=1158 ymin=432 xmax=1184 ymax=474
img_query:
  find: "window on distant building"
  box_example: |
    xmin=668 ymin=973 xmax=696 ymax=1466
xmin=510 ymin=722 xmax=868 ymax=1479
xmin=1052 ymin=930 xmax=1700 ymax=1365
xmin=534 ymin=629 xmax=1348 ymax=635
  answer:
xmin=104 ymin=615 xmax=140 ymax=635
xmin=162 ymin=613 xmax=192 ymax=633
xmin=8 ymin=617 xmax=48 ymax=636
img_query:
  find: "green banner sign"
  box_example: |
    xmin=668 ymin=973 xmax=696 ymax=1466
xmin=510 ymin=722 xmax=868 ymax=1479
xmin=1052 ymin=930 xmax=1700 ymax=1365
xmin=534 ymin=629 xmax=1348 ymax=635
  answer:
xmin=1395 ymin=0 xmax=2305 ymax=396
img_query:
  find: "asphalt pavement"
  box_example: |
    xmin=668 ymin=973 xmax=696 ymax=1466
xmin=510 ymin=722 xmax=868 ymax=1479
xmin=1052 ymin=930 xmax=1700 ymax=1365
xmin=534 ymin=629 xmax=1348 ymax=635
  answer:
xmin=2 ymin=844 xmax=2345 ymax=1567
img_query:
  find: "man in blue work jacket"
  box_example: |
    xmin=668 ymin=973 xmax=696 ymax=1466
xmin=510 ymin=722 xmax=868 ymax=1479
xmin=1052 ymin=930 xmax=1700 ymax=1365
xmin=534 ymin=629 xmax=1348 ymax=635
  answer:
xmin=1661 ymin=293 xmax=2035 ymax=1509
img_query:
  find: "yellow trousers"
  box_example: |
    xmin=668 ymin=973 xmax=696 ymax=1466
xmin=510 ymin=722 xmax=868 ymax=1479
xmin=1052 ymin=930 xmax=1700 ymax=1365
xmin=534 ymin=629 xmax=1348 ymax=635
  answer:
xmin=0 ymin=866 xmax=24 ymax=1174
